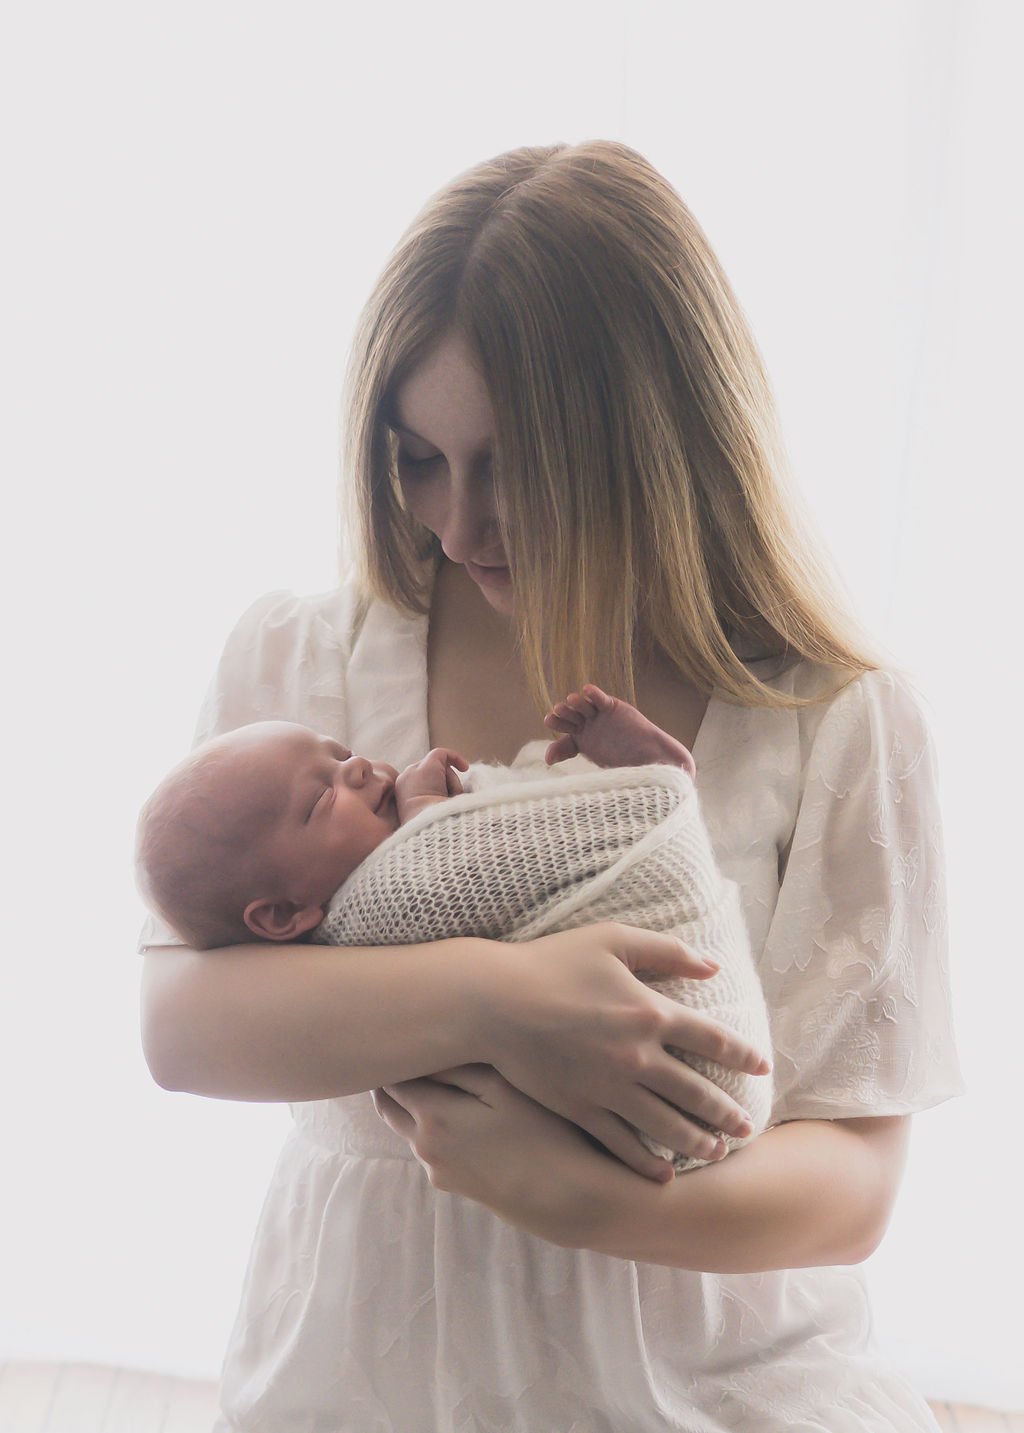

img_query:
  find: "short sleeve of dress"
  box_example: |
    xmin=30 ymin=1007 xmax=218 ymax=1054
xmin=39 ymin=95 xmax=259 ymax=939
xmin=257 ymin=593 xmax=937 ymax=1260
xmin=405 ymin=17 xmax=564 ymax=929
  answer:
xmin=760 ymin=669 xmax=965 ymax=1122
xmin=137 ymin=585 xmax=363 ymax=950
xmin=192 ymin=587 xmax=360 ymax=743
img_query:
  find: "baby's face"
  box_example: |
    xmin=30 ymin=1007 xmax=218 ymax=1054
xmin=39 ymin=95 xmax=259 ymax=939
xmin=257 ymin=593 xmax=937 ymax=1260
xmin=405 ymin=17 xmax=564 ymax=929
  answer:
xmin=228 ymin=723 xmax=399 ymax=906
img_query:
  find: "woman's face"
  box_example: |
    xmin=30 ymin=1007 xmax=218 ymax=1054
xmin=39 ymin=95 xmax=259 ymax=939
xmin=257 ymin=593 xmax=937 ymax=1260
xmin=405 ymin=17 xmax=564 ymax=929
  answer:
xmin=390 ymin=331 xmax=513 ymax=615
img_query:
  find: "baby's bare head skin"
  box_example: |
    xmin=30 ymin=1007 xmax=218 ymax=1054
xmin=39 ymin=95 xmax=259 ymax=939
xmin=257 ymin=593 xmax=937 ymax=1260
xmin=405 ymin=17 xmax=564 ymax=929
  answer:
xmin=136 ymin=723 xmax=400 ymax=949
xmin=135 ymin=727 xmax=289 ymax=949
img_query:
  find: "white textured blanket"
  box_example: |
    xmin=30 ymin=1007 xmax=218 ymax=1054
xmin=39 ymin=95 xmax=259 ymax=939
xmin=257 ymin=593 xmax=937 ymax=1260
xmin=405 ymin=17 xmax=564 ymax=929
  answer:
xmin=314 ymin=761 xmax=773 ymax=1170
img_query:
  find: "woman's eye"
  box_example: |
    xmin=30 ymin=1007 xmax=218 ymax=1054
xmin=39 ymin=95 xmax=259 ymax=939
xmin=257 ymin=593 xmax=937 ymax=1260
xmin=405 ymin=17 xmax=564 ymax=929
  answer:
xmin=397 ymin=449 xmax=442 ymax=470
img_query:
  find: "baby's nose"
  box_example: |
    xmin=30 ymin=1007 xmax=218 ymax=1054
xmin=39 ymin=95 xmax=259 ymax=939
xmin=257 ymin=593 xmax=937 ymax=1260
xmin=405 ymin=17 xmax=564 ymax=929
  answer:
xmin=340 ymin=755 xmax=372 ymax=786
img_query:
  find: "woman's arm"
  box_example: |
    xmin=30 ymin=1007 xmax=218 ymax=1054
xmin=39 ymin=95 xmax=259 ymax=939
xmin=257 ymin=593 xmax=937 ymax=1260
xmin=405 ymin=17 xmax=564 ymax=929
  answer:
xmin=141 ymin=922 xmax=770 ymax=1177
xmin=375 ymin=1067 xmax=910 ymax=1271
xmin=141 ymin=939 xmax=497 ymax=1101
xmin=571 ymin=1115 xmax=910 ymax=1270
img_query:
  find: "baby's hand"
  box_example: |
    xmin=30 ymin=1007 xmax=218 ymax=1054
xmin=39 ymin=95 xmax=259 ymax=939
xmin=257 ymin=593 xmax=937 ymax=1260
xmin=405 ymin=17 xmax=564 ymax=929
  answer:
xmin=394 ymin=748 xmax=469 ymax=823
xmin=544 ymin=684 xmax=696 ymax=775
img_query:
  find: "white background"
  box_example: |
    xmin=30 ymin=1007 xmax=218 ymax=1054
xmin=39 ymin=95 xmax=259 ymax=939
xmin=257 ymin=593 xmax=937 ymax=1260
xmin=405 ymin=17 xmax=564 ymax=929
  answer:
xmin=2 ymin=0 xmax=1021 ymax=1410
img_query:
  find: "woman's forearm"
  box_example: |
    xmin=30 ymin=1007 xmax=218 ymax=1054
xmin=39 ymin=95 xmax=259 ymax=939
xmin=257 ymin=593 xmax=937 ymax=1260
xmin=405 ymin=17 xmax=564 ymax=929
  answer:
xmin=564 ymin=1115 xmax=911 ymax=1272
xmin=140 ymin=924 xmax=772 ymax=1185
xmin=141 ymin=939 xmax=499 ymax=1100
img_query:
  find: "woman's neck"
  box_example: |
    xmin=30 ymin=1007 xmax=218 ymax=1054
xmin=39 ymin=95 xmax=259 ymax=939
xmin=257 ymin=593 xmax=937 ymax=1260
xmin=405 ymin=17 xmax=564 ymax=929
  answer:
xmin=427 ymin=562 xmax=541 ymax=764
xmin=426 ymin=561 xmax=709 ymax=765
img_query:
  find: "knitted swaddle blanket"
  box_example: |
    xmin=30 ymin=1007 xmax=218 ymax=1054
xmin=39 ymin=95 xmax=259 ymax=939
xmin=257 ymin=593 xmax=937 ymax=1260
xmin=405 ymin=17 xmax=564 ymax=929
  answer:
xmin=314 ymin=762 xmax=773 ymax=1170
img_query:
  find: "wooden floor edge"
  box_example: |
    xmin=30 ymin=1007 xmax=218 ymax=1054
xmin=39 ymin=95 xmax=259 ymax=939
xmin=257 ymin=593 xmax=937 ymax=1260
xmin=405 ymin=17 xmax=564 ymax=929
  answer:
xmin=0 ymin=1360 xmax=1020 ymax=1432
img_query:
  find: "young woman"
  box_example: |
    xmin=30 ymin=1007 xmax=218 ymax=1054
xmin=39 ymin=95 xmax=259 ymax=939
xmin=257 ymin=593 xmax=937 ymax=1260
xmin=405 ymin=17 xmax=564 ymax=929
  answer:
xmin=141 ymin=141 xmax=962 ymax=1432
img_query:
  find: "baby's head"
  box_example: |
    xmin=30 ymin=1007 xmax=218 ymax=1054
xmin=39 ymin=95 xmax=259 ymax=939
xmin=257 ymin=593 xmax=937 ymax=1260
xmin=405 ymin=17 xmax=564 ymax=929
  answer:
xmin=136 ymin=722 xmax=399 ymax=949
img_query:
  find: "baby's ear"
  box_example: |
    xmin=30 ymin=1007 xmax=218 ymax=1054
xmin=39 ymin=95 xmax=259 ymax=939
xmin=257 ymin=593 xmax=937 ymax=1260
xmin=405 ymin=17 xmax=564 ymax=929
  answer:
xmin=244 ymin=898 xmax=323 ymax=943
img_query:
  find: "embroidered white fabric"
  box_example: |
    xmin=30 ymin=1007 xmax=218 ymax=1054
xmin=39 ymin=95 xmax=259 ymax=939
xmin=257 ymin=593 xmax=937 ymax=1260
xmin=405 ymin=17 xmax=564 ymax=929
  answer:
xmin=142 ymin=585 xmax=964 ymax=1433
xmin=313 ymin=759 xmax=773 ymax=1171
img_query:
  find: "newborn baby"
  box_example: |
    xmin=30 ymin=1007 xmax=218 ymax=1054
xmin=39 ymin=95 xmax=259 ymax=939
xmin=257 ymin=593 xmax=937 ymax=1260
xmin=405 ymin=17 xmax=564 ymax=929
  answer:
xmin=135 ymin=685 xmax=694 ymax=952
xmin=136 ymin=686 xmax=772 ymax=1170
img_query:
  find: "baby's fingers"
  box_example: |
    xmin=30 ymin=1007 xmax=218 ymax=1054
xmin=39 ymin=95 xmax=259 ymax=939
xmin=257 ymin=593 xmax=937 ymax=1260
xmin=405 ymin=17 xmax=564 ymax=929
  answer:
xmin=580 ymin=683 xmax=615 ymax=712
xmin=425 ymin=747 xmax=469 ymax=771
xmin=544 ymin=703 xmax=585 ymax=735
xmin=440 ymin=750 xmax=469 ymax=794
xmin=563 ymin=690 xmax=601 ymax=720
xmin=544 ymin=734 xmax=580 ymax=765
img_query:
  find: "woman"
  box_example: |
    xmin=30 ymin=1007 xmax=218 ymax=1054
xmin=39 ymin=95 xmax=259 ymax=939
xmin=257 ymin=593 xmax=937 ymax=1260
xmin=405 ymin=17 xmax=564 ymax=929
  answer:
xmin=141 ymin=141 xmax=962 ymax=1431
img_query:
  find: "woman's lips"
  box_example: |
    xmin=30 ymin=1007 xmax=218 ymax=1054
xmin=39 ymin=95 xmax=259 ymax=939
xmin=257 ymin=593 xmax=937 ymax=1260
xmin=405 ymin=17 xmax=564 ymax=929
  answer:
xmin=465 ymin=559 xmax=512 ymax=590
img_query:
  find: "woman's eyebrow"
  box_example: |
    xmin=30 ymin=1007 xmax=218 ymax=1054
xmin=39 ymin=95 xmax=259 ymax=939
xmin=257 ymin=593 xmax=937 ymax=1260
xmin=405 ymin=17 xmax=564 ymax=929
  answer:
xmin=386 ymin=418 xmax=429 ymax=442
xmin=378 ymin=397 xmax=409 ymax=434
xmin=381 ymin=402 xmax=439 ymax=446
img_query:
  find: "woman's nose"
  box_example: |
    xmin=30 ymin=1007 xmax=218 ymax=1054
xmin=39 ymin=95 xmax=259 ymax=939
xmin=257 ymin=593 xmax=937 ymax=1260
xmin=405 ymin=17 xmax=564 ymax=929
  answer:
xmin=437 ymin=477 xmax=498 ymax=563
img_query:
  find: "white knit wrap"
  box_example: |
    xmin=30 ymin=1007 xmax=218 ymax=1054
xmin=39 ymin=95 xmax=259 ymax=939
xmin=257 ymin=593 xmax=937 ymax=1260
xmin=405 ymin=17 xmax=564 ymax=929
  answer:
xmin=314 ymin=762 xmax=773 ymax=1170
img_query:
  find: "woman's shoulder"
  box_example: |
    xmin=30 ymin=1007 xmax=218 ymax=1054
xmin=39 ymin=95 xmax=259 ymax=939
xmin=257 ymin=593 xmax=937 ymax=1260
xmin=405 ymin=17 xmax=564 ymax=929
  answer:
xmin=738 ymin=651 xmax=931 ymax=751
xmin=782 ymin=661 xmax=934 ymax=781
xmin=215 ymin=578 xmax=427 ymax=669
xmin=196 ymin=580 xmax=417 ymax=741
xmin=745 ymin=661 xmax=941 ymax=859
xmin=697 ymin=658 xmax=937 ymax=842
xmin=703 ymin=654 xmax=931 ymax=765
xmin=221 ymin=582 xmax=369 ymax=653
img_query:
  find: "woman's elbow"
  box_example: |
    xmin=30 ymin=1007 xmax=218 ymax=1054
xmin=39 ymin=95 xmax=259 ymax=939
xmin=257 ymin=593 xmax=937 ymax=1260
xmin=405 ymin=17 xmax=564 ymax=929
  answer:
xmin=833 ymin=1115 xmax=912 ymax=1266
xmin=840 ymin=1208 xmax=891 ymax=1267
xmin=141 ymin=1023 xmax=189 ymax=1092
xmin=139 ymin=949 xmax=206 ymax=1092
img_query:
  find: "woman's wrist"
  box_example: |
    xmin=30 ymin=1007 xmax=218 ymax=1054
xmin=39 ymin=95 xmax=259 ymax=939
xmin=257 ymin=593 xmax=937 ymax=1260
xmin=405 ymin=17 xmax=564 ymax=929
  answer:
xmin=432 ymin=937 xmax=514 ymax=1065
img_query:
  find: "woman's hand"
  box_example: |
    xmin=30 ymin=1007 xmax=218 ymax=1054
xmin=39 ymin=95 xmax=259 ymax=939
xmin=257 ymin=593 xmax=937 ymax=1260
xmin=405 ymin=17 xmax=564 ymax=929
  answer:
xmin=373 ymin=1066 xmax=616 ymax=1244
xmin=476 ymin=922 xmax=771 ymax=1180
xmin=375 ymin=1071 xmax=912 ymax=1273
xmin=141 ymin=920 xmax=767 ymax=1179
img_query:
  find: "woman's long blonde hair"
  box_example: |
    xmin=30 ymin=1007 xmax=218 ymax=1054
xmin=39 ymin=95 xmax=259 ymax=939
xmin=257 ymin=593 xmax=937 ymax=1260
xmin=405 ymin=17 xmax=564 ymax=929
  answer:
xmin=344 ymin=141 xmax=875 ymax=709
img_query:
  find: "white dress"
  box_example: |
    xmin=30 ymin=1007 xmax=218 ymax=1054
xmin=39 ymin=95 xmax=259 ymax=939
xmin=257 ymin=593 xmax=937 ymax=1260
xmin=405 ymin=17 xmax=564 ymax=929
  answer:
xmin=164 ymin=585 xmax=963 ymax=1433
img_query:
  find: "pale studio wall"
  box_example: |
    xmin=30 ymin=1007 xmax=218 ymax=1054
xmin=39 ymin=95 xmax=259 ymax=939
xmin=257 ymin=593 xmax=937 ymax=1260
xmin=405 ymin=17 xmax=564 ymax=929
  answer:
xmin=2 ymin=0 xmax=1020 ymax=1407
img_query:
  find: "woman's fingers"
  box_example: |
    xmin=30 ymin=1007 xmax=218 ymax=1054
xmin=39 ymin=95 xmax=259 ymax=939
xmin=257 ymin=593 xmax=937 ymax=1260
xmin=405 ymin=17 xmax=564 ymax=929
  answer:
xmin=574 ymin=1111 xmax=677 ymax=1181
xmin=570 ymin=1050 xmax=748 ymax=1161
xmin=373 ymin=1076 xmax=469 ymax=1153
xmin=425 ymin=1064 xmax=499 ymax=1100
xmin=655 ymin=997 xmax=772 ymax=1077
xmin=484 ymin=924 xmax=770 ymax=1158
xmin=601 ymin=926 xmax=771 ymax=1074
xmin=383 ymin=1070 xmax=686 ymax=1184
xmin=372 ymin=1085 xmax=415 ymax=1138
xmin=376 ymin=1062 xmax=746 ymax=1183
xmin=374 ymin=1067 xmax=496 ymax=1130
xmin=597 ymin=923 xmax=721 ymax=982
xmin=559 ymin=1091 xmax=730 ymax=1176
xmin=630 ymin=1066 xmax=750 ymax=1144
